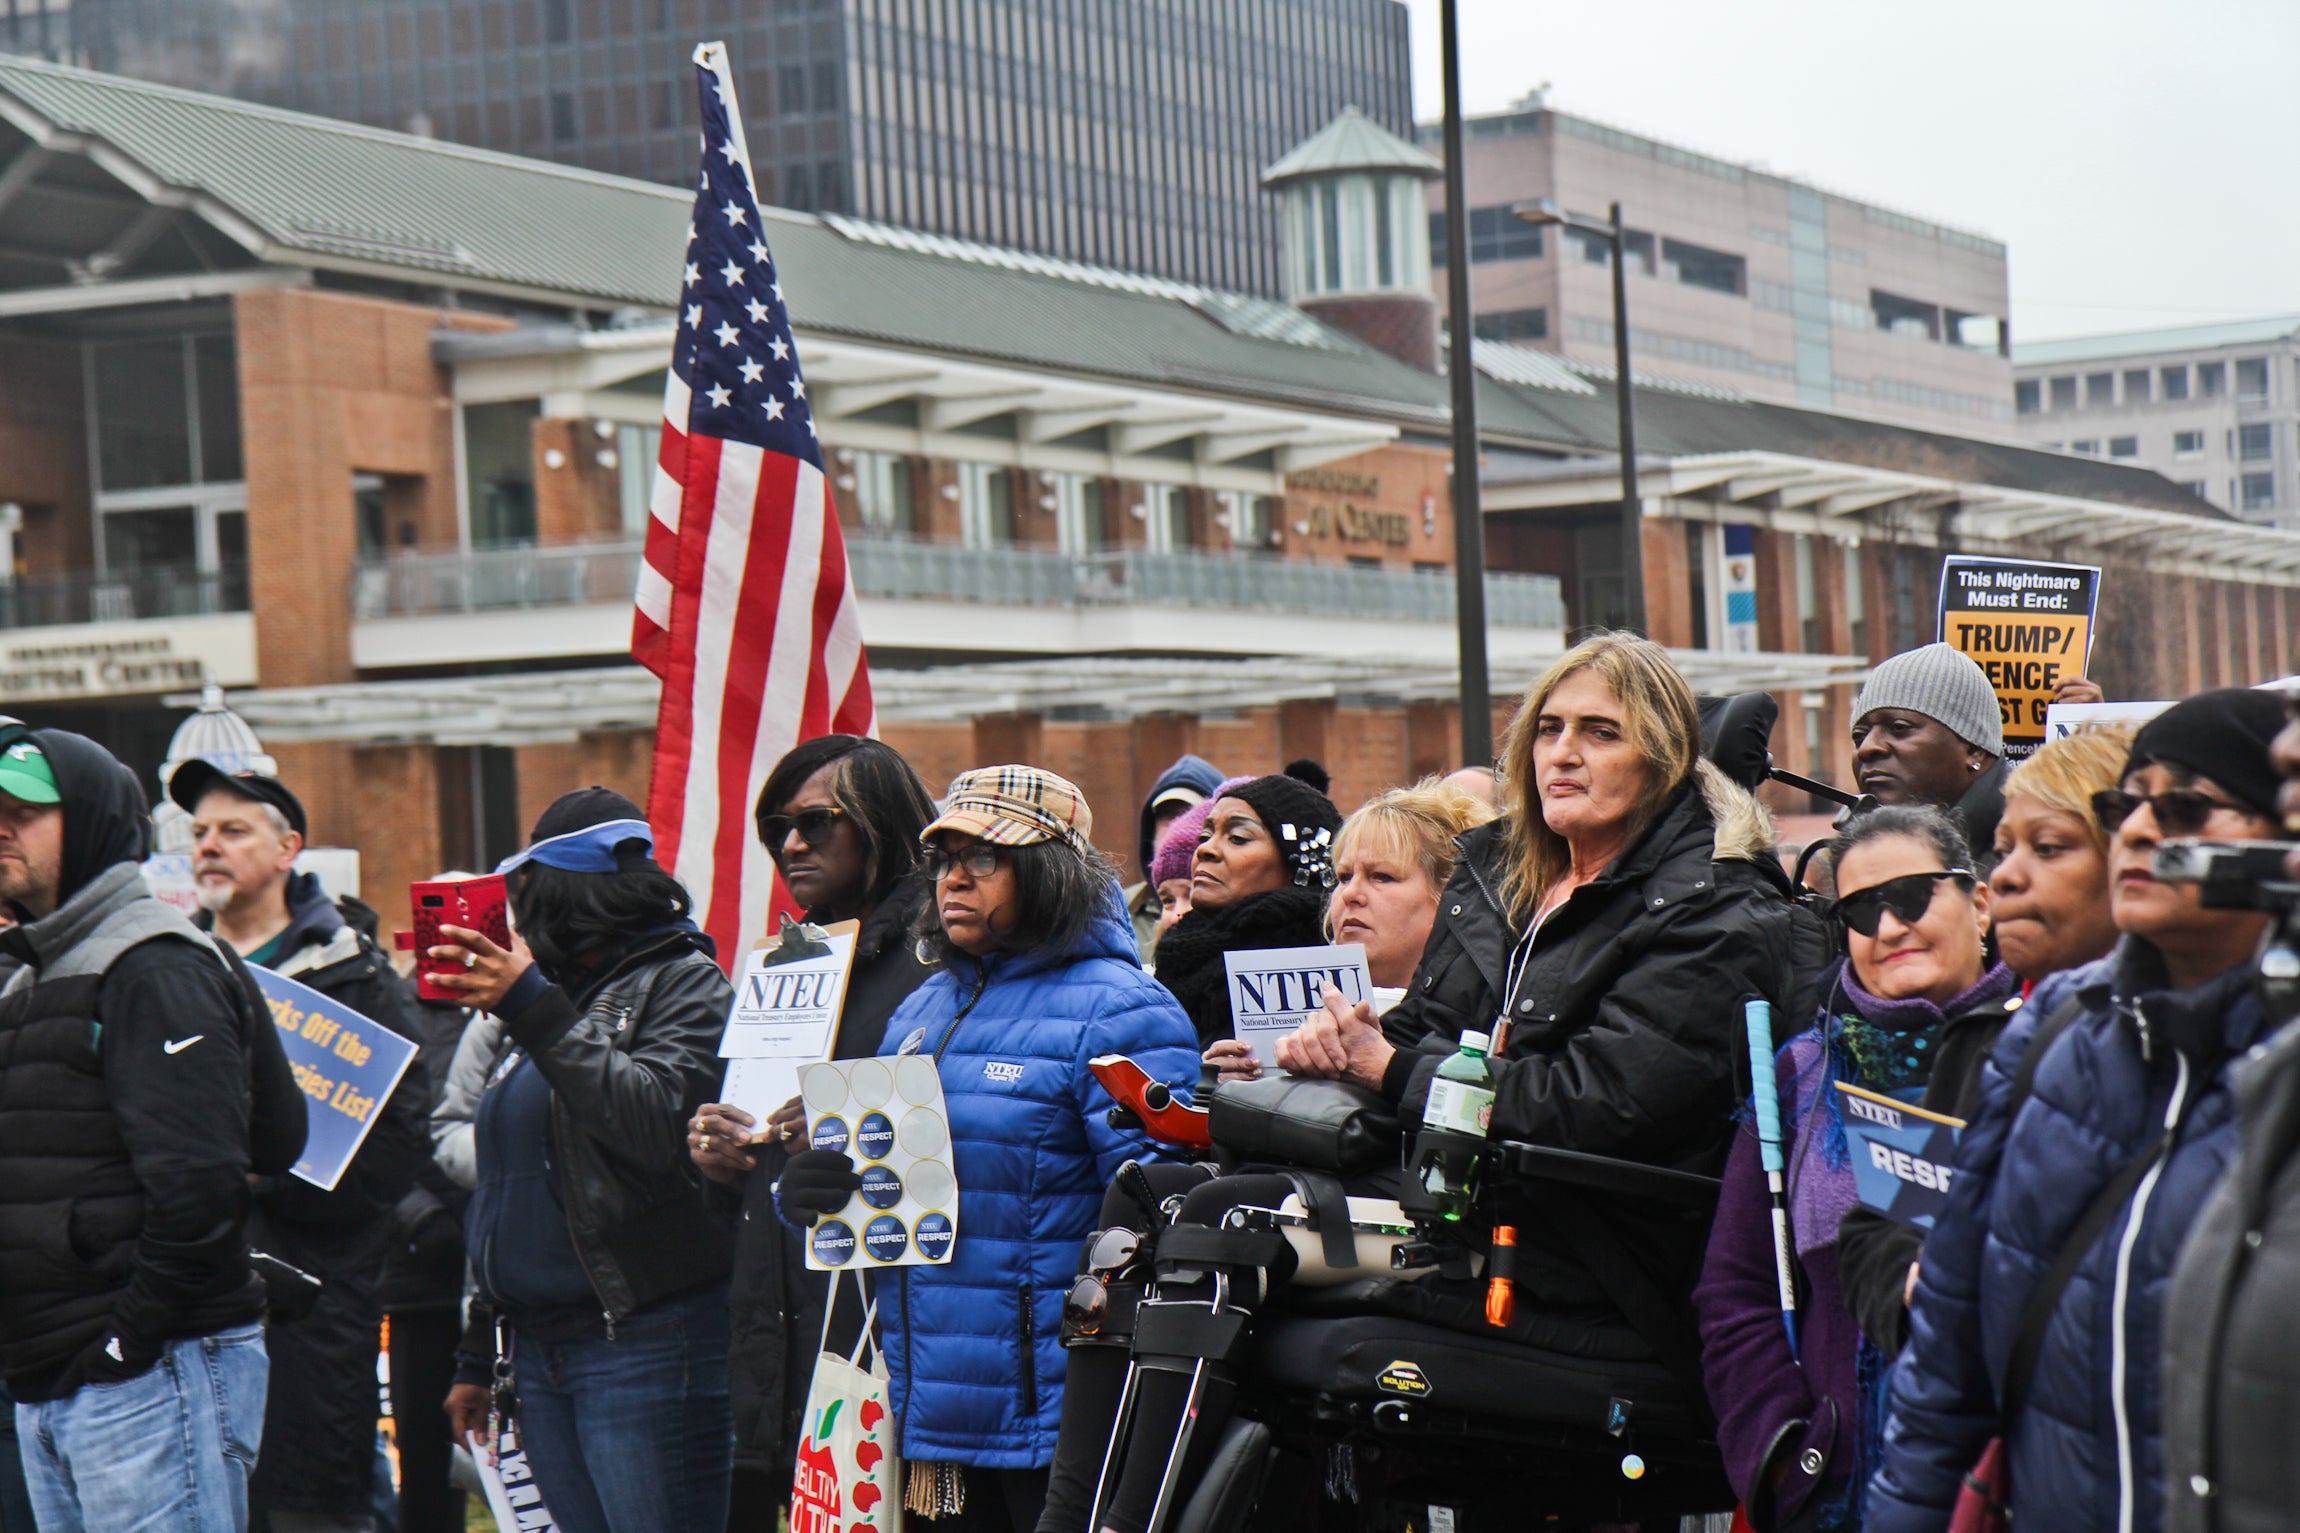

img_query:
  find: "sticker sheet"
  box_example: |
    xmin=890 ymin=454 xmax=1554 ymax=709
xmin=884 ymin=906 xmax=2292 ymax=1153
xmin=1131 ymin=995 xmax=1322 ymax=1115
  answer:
xmin=800 ymin=1055 xmax=959 ymax=1270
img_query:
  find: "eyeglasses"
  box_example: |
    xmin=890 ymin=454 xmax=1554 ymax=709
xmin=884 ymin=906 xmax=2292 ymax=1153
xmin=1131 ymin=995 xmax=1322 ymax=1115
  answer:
xmin=2091 ymin=787 xmax=2252 ymax=838
xmin=923 ymin=842 xmax=1004 ymax=881
xmin=758 ymin=806 xmax=847 ymax=855
xmin=1061 ymin=1228 xmax=1143 ymax=1339
xmin=1836 ymin=869 xmax=1975 ymax=938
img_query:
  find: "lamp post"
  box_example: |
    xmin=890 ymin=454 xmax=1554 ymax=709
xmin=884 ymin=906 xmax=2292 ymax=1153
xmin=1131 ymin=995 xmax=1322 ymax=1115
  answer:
xmin=1514 ymin=198 xmax=1646 ymax=635
xmin=1437 ymin=0 xmax=1491 ymax=767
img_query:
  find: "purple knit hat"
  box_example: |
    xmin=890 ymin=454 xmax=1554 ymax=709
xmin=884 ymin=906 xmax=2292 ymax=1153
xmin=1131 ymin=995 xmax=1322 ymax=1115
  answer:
xmin=1148 ymin=774 xmax=1253 ymax=886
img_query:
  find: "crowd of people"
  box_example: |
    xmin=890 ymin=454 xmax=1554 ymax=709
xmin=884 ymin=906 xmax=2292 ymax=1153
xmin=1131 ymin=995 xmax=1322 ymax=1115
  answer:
xmin=0 ymin=631 xmax=2291 ymax=1533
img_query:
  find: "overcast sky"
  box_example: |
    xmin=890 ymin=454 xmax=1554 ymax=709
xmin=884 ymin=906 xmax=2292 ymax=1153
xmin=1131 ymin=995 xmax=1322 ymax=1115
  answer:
xmin=1399 ymin=0 xmax=2300 ymax=343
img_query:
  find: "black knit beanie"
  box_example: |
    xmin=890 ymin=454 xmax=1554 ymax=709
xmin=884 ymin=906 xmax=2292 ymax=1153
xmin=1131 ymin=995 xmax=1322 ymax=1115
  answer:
xmin=1226 ymin=765 xmax=1343 ymax=890
xmin=2124 ymin=688 xmax=2287 ymax=820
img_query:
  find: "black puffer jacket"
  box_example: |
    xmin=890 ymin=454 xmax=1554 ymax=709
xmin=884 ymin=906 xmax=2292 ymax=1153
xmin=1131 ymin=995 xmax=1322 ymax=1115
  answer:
xmin=1380 ymin=764 xmax=1829 ymax=1374
xmin=724 ymin=878 xmax=933 ymax=1481
xmin=2164 ymin=999 xmax=2300 ymax=1533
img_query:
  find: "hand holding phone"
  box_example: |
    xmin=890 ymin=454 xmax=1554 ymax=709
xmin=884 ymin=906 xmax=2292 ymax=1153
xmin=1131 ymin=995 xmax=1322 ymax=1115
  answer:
xmin=401 ymin=875 xmax=511 ymax=1002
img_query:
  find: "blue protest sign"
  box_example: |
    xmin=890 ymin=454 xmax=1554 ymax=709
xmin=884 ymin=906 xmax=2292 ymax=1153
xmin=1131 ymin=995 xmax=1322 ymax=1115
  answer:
xmin=1835 ymin=1081 xmax=1965 ymax=1229
xmin=251 ymin=966 xmax=419 ymax=1192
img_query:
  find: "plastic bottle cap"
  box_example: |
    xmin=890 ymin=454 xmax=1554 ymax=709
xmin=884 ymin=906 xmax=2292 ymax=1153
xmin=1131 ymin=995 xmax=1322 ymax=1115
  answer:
xmin=1459 ymin=1030 xmax=1491 ymax=1052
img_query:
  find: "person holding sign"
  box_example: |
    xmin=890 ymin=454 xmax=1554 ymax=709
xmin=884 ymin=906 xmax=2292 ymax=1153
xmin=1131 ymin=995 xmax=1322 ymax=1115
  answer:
xmin=0 ymin=726 xmax=298 ymax=1533
xmin=174 ymin=761 xmax=430 ymax=1533
xmin=683 ymin=736 xmax=938 ymax=1528
xmin=1153 ymin=763 xmax=1343 ymax=1073
xmin=1694 ymin=806 xmax=2016 ymax=1531
xmin=773 ymin=767 xmax=1196 ymax=1532
xmin=432 ymin=789 xmax=737 ymax=1533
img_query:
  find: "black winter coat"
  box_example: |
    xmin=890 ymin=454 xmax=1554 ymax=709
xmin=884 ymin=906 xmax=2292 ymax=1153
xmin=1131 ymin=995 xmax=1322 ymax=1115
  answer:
xmin=724 ymin=878 xmax=933 ymax=1480
xmin=1379 ymin=765 xmax=1829 ymax=1379
xmin=2164 ymin=1001 xmax=2300 ymax=1533
xmin=239 ymin=883 xmax=431 ymax=1522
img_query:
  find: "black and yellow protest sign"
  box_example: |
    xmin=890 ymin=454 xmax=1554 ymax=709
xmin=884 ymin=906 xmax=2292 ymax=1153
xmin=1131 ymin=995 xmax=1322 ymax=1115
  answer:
xmin=1936 ymin=555 xmax=2100 ymax=758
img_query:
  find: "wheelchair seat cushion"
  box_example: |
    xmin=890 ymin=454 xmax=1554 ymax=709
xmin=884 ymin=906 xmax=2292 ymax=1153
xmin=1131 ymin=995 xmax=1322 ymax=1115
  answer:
xmin=1248 ymin=1312 xmax=1700 ymax=1438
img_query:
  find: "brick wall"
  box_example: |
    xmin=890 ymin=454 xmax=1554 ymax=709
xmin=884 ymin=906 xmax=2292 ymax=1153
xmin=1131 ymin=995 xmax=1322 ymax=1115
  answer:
xmin=0 ymin=337 xmax=92 ymax=577
xmin=532 ymin=417 xmax=625 ymax=541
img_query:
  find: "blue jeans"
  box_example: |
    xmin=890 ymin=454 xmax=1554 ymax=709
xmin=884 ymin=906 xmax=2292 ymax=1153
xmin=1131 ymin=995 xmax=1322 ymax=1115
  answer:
xmin=16 ymin=1322 xmax=268 ymax=1533
xmin=512 ymin=1286 xmax=732 ymax=1533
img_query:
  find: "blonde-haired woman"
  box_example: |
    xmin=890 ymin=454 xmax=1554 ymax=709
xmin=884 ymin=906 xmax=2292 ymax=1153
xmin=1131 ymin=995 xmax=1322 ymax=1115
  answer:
xmin=1985 ymin=724 xmax=2135 ymax=986
xmin=1328 ymin=776 xmax=1494 ymax=992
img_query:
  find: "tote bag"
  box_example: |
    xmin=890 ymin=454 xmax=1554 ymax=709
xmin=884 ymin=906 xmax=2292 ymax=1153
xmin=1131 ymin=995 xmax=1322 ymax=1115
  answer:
xmin=792 ymin=1269 xmax=904 ymax=1533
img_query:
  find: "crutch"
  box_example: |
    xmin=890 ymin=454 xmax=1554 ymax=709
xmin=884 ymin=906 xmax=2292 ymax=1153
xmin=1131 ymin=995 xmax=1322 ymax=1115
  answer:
xmin=1744 ymin=997 xmax=1799 ymax=1358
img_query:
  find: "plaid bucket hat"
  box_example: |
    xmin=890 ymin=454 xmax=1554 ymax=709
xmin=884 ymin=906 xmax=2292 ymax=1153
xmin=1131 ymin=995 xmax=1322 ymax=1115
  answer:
xmin=922 ymin=765 xmax=1094 ymax=852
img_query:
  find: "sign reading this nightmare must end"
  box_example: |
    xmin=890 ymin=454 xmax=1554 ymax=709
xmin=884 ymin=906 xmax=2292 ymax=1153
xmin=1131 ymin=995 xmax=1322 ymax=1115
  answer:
xmin=251 ymin=965 xmax=419 ymax=1193
xmin=1936 ymin=555 xmax=2100 ymax=759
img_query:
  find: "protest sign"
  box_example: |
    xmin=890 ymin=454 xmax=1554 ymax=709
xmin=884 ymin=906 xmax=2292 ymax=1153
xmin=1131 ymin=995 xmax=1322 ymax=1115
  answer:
xmin=251 ymin=966 xmax=419 ymax=1193
xmin=1936 ymin=555 xmax=2101 ymax=759
xmin=717 ymin=922 xmax=857 ymax=1126
xmin=2044 ymin=698 xmax=2171 ymax=743
xmin=801 ymin=1055 xmax=959 ymax=1271
xmin=1835 ymin=1081 xmax=1965 ymax=1228
xmin=1223 ymin=943 xmax=1373 ymax=1069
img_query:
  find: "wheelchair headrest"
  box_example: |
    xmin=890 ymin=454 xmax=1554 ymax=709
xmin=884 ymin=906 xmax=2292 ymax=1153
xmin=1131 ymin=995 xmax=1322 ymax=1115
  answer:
xmin=1694 ymin=693 xmax=1777 ymax=792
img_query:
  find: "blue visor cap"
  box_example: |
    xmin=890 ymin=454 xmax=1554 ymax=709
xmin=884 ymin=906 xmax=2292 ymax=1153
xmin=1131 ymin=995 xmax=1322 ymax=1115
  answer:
xmin=495 ymin=818 xmax=657 ymax=875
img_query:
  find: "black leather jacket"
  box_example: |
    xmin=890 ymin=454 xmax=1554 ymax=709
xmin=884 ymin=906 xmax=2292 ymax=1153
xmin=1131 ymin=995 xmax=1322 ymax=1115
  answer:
xmin=470 ymin=927 xmax=735 ymax=1339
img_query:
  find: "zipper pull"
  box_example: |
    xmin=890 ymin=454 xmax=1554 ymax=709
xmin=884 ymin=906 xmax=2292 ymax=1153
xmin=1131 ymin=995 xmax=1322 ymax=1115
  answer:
xmin=603 ymin=1310 xmax=616 ymax=1341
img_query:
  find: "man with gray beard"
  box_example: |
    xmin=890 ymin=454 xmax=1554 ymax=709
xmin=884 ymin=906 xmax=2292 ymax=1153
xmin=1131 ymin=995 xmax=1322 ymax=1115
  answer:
xmin=172 ymin=760 xmax=427 ymax=1533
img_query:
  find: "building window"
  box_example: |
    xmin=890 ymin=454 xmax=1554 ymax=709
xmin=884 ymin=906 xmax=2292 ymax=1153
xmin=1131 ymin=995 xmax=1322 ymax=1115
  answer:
xmin=1463 ymin=205 xmax=1541 ymax=264
xmin=1141 ymin=484 xmax=1190 ymax=553
xmin=956 ymin=462 xmax=1013 ymax=548
xmin=2069 ymin=439 xmax=2100 ymax=456
xmin=2049 ymin=376 xmax=2078 ymax=410
xmin=462 ymin=401 xmax=539 ymax=546
xmin=1051 ymin=473 xmax=1103 ymax=554
xmin=543 ymin=0 xmax=571 ymax=43
xmin=2179 ymin=480 xmax=2207 ymax=498
xmin=1218 ymin=491 xmax=1277 ymax=551
xmin=1565 ymin=224 xmax=1655 ymax=274
xmin=616 ymin=423 xmax=662 ymax=537
xmin=2161 ymin=364 xmax=2190 ymax=400
xmin=2122 ymin=368 xmax=2151 ymax=403
xmin=2015 ymin=379 xmax=2041 ymax=414
xmin=2236 ymin=357 xmax=2270 ymax=402
xmin=1661 ymin=237 xmax=1746 ymax=297
xmin=92 ymin=335 xmax=250 ymax=492
xmin=2241 ymin=471 xmax=2277 ymax=511
xmin=2108 ymin=436 xmax=2138 ymax=459
xmin=777 ymin=63 xmax=806 ymax=116
xmin=2239 ymin=422 xmax=2274 ymax=461
xmin=1792 ymin=534 xmax=1819 ymax=653
xmin=2174 ymin=429 xmax=2205 ymax=457
xmin=1471 ymin=307 xmax=1549 ymax=343
xmin=850 ymin=449 xmax=913 ymax=536
xmin=2198 ymin=360 xmax=2227 ymax=397
xmin=1843 ymin=542 xmax=1867 ymax=657
xmin=1871 ymin=289 xmax=1942 ymax=341
xmin=2084 ymin=372 xmax=2115 ymax=407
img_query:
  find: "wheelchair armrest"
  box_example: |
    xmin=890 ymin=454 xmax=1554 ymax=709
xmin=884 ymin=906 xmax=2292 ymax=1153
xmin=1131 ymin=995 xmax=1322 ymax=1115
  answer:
xmin=1494 ymin=1142 xmax=1721 ymax=1209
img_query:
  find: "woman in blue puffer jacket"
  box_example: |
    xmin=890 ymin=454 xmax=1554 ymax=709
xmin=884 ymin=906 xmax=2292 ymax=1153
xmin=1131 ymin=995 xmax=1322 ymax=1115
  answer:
xmin=779 ymin=765 xmax=1199 ymax=1533
xmin=1865 ymin=689 xmax=2289 ymax=1533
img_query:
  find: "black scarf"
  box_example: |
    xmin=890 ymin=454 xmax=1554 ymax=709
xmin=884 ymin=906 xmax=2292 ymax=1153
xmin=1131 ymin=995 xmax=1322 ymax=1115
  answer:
xmin=1153 ymin=885 xmax=1331 ymax=1048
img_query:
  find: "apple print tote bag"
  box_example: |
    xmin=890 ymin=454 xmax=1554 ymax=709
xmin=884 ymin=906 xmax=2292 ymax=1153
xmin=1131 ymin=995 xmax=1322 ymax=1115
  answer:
xmin=792 ymin=1269 xmax=904 ymax=1533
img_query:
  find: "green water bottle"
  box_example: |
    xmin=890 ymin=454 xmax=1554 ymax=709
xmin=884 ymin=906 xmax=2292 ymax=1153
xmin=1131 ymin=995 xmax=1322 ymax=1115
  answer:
xmin=1416 ymin=1029 xmax=1496 ymax=1222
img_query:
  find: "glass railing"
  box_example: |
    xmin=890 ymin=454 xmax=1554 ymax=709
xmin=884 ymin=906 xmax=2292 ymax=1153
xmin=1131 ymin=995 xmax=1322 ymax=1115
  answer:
xmin=351 ymin=537 xmax=1567 ymax=629
xmin=0 ymin=562 xmax=249 ymax=631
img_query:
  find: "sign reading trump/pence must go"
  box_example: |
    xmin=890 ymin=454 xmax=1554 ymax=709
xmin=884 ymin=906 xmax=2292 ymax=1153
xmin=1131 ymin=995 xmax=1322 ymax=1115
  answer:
xmin=1935 ymin=554 xmax=2101 ymax=759
xmin=251 ymin=965 xmax=419 ymax=1192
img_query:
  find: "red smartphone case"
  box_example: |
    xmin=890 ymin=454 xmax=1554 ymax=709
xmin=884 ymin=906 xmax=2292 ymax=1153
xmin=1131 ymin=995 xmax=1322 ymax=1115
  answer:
xmin=406 ymin=875 xmax=511 ymax=1002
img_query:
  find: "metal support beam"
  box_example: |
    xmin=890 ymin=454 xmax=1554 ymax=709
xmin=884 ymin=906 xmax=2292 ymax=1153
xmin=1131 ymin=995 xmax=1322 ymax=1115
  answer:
xmin=0 ymin=144 xmax=53 ymax=220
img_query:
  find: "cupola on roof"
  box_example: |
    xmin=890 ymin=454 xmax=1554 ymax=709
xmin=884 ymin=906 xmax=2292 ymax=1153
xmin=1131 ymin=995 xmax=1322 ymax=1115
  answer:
xmin=1261 ymin=107 xmax=1441 ymax=189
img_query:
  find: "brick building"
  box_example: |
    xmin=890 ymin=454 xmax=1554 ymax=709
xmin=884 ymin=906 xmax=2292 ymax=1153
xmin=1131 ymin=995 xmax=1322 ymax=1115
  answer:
xmin=3 ymin=58 xmax=2295 ymax=948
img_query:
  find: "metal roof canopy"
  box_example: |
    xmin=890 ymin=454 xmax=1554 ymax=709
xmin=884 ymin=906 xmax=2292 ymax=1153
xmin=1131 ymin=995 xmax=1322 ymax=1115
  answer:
xmin=441 ymin=324 xmax=1400 ymax=479
xmin=1485 ymin=448 xmax=2300 ymax=587
xmin=170 ymin=649 xmax=1873 ymax=746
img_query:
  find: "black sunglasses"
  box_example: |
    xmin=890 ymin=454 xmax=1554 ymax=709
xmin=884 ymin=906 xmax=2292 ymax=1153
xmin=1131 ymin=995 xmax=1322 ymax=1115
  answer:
xmin=2091 ymin=787 xmax=2252 ymax=839
xmin=923 ymin=842 xmax=1004 ymax=881
xmin=759 ymin=805 xmax=847 ymax=854
xmin=1836 ymin=869 xmax=1975 ymax=938
xmin=1061 ymin=1228 xmax=1144 ymax=1339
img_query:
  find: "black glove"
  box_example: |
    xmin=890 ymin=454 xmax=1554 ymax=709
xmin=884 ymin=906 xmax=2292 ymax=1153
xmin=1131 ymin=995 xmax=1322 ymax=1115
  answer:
xmin=776 ymin=1149 xmax=862 ymax=1224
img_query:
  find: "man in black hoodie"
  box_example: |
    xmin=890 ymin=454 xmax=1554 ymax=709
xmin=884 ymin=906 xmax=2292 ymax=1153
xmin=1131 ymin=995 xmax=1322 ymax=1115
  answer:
xmin=172 ymin=760 xmax=426 ymax=1533
xmin=0 ymin=724 xmax=302 ymax=1533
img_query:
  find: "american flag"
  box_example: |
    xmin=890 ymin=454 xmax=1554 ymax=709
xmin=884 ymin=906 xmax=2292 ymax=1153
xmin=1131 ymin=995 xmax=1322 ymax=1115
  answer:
xmin=636 ymin=42 xmax=875 ymax=966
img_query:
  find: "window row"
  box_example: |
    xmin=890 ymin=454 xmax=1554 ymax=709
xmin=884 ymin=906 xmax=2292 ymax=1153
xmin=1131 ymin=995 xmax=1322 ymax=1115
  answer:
xmin=2017 ymin=355 xmax=2281 ymax=414
xmin=2054 ymin=423 xmax=2281 ymax=463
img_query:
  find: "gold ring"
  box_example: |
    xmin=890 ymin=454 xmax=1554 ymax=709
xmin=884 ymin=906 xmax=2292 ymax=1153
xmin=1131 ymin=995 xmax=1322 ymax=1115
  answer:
xmin=700 ymin=1133 xmax=710 ymax=1151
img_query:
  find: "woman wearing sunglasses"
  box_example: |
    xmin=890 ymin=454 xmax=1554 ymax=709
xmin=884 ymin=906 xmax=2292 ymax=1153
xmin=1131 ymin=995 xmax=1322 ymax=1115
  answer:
xmin=1696 ymin=805 xmax=2016 ymax=1531
xmin=1868 ymin=688 xmax=2289 ymax=1533
xmin=683 ymin=736 xmax=938 ymax=1527
xmin=774 ymin=766 xmax=1197 ymax=1533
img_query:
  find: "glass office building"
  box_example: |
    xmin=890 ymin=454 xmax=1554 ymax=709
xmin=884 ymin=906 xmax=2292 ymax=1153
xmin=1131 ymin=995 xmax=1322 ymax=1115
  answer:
xmin=32 ymin=0 xmax=1410 ymax=296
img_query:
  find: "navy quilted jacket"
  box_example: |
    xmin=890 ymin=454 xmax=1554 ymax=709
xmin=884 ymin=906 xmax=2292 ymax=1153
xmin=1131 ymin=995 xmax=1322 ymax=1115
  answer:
xmin=1866 ymin=942 xmax=2268 ymax=1533
xmin=870 ymin=890 xmax=1198 ymax=1468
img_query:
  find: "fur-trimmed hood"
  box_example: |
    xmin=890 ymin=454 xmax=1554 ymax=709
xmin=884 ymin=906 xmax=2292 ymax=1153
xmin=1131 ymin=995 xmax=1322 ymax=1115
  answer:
xmin=1692 ymin=757 xmax=1779 ymax=867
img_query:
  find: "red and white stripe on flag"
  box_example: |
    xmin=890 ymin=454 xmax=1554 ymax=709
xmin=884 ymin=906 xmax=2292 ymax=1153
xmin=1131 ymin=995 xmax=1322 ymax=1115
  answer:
xmin=635 ymin=40 xmax=876 ymax=968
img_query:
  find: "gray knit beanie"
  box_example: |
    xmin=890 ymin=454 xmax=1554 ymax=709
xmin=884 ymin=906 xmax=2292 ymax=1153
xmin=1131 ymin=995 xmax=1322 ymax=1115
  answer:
xmin=1851 ymin=643 xmax=2005 ymax=756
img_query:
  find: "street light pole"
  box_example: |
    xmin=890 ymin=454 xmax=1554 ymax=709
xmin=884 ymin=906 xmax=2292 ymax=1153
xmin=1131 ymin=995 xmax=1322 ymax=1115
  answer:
xmin=1438 ymin=0 xmax=1492 ymax=767
xmin=1609 ymin=200 xmax=1645 ymax=635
